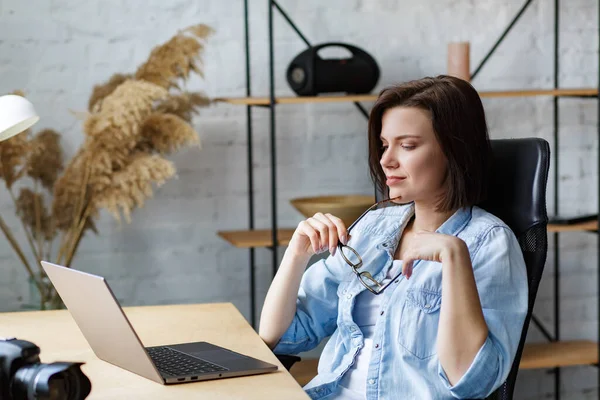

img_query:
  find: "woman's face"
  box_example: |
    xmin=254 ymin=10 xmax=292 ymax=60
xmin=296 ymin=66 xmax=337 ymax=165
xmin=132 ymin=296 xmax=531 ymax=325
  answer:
xmin=379 ymin=106 xmax=448 ymax=205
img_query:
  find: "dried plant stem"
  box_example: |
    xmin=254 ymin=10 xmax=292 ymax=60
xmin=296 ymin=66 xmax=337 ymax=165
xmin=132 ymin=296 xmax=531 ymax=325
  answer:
xmin=57 ymin=164 xmax=90 ymax=265
xmin=74 ymin=164 xmax=90 ymax=228
xmin=0 ymin=213 xmax=43 ymax=295
xmin=33 ymin=181 xmax=43 ymax=259
xmin=56 ymin=207 xmax=87 ymax=265
xmin=64 ymin=232 xmax=83 ymax=268
xmin=46 ymin=238 xmax=53 ymax=261
xmin=64 ymin=204 xmax=92 ymax=267
xmin=56 ymin=232 xmax=68 ymax=265
xmin=8 ymin=190 xmax=42 ymax=270
xmin=47 ymin=214 xmax=56 ymax=260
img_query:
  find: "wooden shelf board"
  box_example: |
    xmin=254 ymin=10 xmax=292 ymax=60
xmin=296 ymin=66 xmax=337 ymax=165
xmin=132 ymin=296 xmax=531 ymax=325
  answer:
xmin=219 ymin=220 xmax=599 ymax=249
xmin=217 ymin=229 xmax=295 ymax=248
xmin=520 ymin=340 xmax=598 ymax=369
xmin=213 ymin=94 xmax=377 ymax=105
xmin=218 ymin=217 xmax=599 ymax=249
xmin=548 ymin=220 xmax=598 ymax=232
xmin=214 ymin=88 xmax=599 ymax=106
xmin=479 ymin=88 xmax=598 ymax=98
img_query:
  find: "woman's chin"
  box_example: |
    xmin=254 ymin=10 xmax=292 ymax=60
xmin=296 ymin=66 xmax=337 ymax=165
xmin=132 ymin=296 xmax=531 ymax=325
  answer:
xmin=388 ymin=192 xmax=410 ymax=204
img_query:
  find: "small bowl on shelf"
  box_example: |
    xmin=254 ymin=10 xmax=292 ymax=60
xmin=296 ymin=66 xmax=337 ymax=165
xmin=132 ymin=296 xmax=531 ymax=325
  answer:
xmin=289 ymin=195 xmax=376 ymax=227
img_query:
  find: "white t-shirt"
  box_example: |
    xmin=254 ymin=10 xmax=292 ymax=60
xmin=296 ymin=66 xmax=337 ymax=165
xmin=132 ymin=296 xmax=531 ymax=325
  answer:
xmin=330 ymin=260 xmax=403 ymax=400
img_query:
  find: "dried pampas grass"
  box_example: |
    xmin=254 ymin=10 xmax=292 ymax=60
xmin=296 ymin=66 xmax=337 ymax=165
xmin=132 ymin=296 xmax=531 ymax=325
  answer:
xmin=2 ymin=22 xmax=212 ymax=310
xmin=53 ymin=22 xmax=211 ymax=266
xmin=16 ymin=188 xmax=55 ymax=242
xmin=84 ymin=80 xmax=168 ymax=142
xmin=135 ymin=24 xmax=213 ymax=89
xmin=155 ymin=92 xmax=210 ymax=122
xmin=0 ymin=131 xmax=29 ymax=189
xmin=26 ymin=129 xmax=64 ymax=190
xmin=88 ymin=73 xmax=133 ymax=112
xmin=94 ymin=153 xmax=176 ymax=223
xmin=52 ymin=152 xmax=92 ymax=231
xmin=140 ymin=113 xmax=200 ymax=154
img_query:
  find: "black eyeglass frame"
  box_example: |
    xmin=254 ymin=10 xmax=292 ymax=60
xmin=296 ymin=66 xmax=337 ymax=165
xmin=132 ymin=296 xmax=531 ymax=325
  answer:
xmin=336 ymin=198 xmax=406 ymax=295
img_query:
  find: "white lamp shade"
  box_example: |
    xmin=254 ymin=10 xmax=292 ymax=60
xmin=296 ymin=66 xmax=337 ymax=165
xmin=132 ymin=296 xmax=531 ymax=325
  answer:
xmin=0 ymin=94 xmax=39 ymax=142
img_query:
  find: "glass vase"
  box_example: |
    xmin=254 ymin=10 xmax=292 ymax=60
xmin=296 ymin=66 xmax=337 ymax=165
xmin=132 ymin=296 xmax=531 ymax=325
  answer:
xmin=24 ymin=274 xmax=62 ymax=311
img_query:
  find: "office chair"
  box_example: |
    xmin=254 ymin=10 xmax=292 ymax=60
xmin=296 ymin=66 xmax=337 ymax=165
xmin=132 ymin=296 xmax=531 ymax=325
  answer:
xmin=474 ymin=137 xmax=550 ymax=399
xmin=276 ymin=137 xmax=550 ymax=400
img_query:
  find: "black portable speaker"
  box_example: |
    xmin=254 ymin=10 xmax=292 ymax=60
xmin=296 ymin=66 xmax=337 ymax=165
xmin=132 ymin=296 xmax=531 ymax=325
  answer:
xmin=286 ymin=43 xmax=380 ymax=96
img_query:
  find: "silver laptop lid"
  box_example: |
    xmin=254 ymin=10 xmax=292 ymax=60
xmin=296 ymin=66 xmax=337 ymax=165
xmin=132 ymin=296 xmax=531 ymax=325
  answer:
xmin=40 ymin=261 xmax=163 ymax=384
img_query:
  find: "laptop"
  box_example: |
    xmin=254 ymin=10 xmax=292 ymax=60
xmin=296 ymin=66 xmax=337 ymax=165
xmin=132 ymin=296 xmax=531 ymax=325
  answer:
xmin=40 ymin=261 xmax=278 ymax=385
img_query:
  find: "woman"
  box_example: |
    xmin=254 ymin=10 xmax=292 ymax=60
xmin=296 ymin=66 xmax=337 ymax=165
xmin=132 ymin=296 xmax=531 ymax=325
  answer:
xmin=259 ymin=75 xmax=528 ymax=399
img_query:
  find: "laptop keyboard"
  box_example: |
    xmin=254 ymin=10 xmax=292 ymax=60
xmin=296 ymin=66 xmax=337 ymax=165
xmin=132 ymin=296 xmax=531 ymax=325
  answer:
xmin=147 ymin=346 xmax=228 ymax=377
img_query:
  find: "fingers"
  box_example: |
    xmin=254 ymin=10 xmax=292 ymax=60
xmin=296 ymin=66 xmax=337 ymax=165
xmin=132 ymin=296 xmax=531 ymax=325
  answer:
xmin=313 ymin=213 xmax=348 ymax=256
xmin=309 ymin=214 xmax=333 ymax=255
xmin=324 ymin=213 xmax=348 ymax=246
xmin=402 ymin=254 xmax=415 ymax=280
xmin=311 ymin=213 xmax=336 ymax=256
xmin=305 ymin=217 xmax=329 ymax=254
xmin=295 ymin=213 xmax=349 ymax=256
xmin=297 ymin=220 xmax=321 ymax=254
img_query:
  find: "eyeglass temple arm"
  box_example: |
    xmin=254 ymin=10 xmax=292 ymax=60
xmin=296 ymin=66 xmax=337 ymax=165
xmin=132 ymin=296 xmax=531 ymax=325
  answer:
xmin=338 ymin=198 xmax=401 ymax=248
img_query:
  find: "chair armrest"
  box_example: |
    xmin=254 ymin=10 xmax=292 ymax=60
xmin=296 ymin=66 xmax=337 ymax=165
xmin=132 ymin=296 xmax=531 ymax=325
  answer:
xmin=276 ymin=354 xmax=302 ymax=371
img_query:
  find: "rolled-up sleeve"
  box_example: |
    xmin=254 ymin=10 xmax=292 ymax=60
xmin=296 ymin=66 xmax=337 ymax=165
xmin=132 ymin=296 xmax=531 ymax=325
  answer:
xmin=272 ymin=253 xmax=345 ymax=355
xmin=438 ymin=225 xmax=528 ymax=399
xmin=438 ymin=335 xmax=502 ymax=398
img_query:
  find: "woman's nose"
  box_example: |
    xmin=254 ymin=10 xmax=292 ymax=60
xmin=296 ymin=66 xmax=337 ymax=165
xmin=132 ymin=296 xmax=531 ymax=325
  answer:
xmin=380 ymin=149 xmax=398 ymax=169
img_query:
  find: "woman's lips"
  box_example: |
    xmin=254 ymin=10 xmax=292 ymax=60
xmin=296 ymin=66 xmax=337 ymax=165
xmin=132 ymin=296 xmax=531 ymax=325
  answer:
xmin=386 ymin=177 xmax=406 ymax=186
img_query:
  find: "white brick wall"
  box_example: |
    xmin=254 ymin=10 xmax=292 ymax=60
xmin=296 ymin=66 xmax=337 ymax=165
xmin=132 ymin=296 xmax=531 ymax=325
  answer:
xmin=0 ymin=0 xmax=598 ymax=398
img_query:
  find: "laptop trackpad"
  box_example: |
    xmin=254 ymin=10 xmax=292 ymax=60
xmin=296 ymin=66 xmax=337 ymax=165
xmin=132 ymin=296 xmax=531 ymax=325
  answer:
xmin=167 ymin=342 xmax=248 ymax=363
xmin=192 ymin=349 xmax=246 ymax=363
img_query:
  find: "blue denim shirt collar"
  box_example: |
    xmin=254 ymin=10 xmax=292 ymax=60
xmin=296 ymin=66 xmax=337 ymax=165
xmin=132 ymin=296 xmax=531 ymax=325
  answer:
xmin=435 ymin=204 xmax=473 ymax=236
xmin=374 ymin=202 xmax=473 ymax=249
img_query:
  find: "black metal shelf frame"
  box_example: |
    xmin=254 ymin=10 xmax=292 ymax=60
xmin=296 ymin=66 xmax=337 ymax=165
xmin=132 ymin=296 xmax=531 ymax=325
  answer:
xmin=239 ymin=1 xmax=600 ymax=398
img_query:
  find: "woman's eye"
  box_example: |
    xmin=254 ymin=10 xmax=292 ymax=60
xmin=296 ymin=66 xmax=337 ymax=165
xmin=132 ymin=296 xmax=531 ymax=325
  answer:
xmin=381 ymin=145 xmax=388 ymax=151
xmin=401 ymin=145 xmax=416 ymax=150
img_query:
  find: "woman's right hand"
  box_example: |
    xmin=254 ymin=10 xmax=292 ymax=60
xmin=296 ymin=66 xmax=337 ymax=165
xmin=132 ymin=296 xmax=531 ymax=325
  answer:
xmin=287 ymin=213 xmax=349 ymax=257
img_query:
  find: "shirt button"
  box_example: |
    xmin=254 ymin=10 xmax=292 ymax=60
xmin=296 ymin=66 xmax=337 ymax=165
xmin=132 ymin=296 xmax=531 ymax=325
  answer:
xmin=424 ymin=304 xmax=431 ymax=309
xmin=369 ymin=379 xmax=376 ymax=385
xmin=380 ymin=311 xmax=384 ymax=316
xmin=375 ymin=344 xmax=379 ymax=349
xmin=395 ymin=279 xmax=399 ymax=284
xmin=346 ymin=294 xmax=352 ymax=299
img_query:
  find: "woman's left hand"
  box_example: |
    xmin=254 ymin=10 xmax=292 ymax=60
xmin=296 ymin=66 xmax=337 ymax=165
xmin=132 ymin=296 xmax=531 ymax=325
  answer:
xmin=402 ymin=232 xmax=467 ymax=279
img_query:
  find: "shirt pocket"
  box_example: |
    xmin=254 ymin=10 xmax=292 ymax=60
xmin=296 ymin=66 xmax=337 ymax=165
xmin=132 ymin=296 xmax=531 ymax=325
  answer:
xmin=398 ymin=288 xmax=442 ymax=360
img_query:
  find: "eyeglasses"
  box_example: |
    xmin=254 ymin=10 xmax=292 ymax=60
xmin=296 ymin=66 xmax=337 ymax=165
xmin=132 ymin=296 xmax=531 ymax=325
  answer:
xmin=337 ymin=197 xmax=405 ymax=295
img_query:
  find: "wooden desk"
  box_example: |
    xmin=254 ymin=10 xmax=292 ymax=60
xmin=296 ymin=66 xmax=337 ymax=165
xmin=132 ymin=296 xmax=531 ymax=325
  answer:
xmin=0 ymin=303 xmax=309 ymax=399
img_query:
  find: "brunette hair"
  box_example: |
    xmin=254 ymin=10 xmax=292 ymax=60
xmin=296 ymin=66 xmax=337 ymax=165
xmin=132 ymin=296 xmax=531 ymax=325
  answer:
xmin=368 ymin=75 xmax=491 ymax=212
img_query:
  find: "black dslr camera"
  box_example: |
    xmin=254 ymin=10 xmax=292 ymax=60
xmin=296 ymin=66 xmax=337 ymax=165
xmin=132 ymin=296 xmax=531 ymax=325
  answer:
xmin=0 ymin=338 xmax=91 ymax=400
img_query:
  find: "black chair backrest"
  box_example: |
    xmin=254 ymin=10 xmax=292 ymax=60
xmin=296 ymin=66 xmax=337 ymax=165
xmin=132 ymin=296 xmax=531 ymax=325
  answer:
xmin=478 ymin=138 xmax=550 ymax=399
xmin=375 ymin=137 xmax=550 ymax=399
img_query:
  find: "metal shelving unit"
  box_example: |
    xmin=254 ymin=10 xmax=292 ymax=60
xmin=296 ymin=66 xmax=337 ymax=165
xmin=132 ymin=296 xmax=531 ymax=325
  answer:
xmin=216 ymin=1 xmax=600 ymax=398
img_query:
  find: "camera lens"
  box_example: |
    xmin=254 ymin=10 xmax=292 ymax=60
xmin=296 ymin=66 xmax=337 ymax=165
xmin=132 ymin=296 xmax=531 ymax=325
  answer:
xmin=12 ymin=362 xmax=91 ymax=400
xmin=48 ymin=373 xmax=70 ymax=400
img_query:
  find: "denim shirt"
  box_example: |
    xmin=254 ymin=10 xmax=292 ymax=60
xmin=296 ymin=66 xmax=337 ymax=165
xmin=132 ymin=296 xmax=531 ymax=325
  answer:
xmin=273 ymin=202 xmax=528 ymax=400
